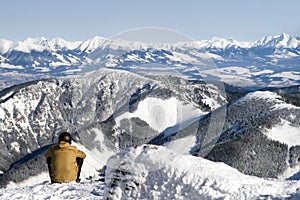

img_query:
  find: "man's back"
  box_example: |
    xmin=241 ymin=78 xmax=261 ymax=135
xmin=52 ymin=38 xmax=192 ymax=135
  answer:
xmin=45 ymin=141 xmax=86 ymax=183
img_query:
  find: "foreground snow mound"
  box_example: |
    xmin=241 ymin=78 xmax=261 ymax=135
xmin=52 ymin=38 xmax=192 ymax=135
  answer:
xmin=105 ymin=144 xmax=300 ymax=200
xmin=0 ymin=181 xmax=105 ymax=200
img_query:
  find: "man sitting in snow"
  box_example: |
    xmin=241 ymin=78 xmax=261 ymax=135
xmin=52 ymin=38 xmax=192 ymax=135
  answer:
xmin=45 ymin=132 xmax=86 ymax=183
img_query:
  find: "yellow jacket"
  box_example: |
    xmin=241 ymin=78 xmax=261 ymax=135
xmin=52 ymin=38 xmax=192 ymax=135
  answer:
xmin=45 ymin=141 xmax=86 ymax=183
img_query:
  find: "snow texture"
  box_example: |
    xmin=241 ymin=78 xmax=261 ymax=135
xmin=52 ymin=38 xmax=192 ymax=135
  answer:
xmin=105 ymin=145 xmax=300 ymax=200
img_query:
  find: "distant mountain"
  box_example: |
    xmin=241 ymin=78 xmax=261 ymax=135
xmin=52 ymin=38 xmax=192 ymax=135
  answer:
xmin=1 ymin=33 xmax=300 ymax=90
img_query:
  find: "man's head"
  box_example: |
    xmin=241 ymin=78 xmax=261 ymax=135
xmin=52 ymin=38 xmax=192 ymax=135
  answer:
xmin=58 ymin=132 xmax=72 ymax=144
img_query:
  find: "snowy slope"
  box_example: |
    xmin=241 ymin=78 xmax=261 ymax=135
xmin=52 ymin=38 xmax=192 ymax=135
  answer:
xmin=0 ymin=181 xmax=105 ymax=200
xmin=115 ymin=97 xmax=203 ymax=133
xmin=199 ymin=90 xmax=300 ymax=179
xmin=0 ymin=67 xmax=228 ymax=187
xmin=264 ymin=120 xmax=300 ymax=148
xmin=150 ymin=89 xmax=300 ymax=179
xmin=104 ymin=144 xmax=300 ymax=200
xmin=1 ymin=144 xmax=300 ymax=200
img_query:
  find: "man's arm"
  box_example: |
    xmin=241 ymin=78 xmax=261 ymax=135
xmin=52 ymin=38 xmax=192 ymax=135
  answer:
xmin=77 ymin=149 xmax=86 ymax=159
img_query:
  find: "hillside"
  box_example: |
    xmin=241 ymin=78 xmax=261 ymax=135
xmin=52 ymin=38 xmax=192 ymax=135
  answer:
xmin=155 ymin=89 xmax=300 ymax=179
xmin=0 ymin=68 xmax=228 ymax=187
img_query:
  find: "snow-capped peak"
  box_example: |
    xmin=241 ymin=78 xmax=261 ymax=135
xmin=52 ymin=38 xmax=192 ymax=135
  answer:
xmin=206 ymin=37 xmax=254 ymax=49
xmin=254 ymin=33 xmax=300 ymax=49
xmin=78 ymin=36 xmax=107 ymax=52
xmin=48 ymin=38 xmax=82 ymax=50
xmin=0 ymin=39 xmax=14 ymax=53
xmin=0 ymin=37 xmax=83 ymax=53
xmin=232 ymin=91 xmax=294 ymax=107
xmin=1 ymin=33 xmax=299 ymax=54
xmin=22 ymin=37 xmax=48 ymax=45
xmin=21 ymin=37 xmax=82 ymax=51
xmin=12 ymin=37 xmax=49 ymax=53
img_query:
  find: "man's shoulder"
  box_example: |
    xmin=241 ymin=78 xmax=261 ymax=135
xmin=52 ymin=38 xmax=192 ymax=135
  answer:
xmin=47 ymin=145 xmax=58 ymax=151
xmin=67 ymin=145 xmax=83 ymax=153
xmin=45 ymin=145 xmax=58 ymax=156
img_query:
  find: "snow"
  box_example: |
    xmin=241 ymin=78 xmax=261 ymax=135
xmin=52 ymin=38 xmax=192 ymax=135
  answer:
xmin=0 ymin=181 xmax=105 ymax=200
xmin=34 ymin=67 xmax=51 ymax=72
xmin=2 ymin=33 xmax=299 ymax=56
xmin=264 ymin=120 xmax=300 ymax=147
xmin=200 ymin=66 xmax=258 ymax=87
xmin=165 ymin=135 xmax=197 ymax=154
xmin=48 ymin=38 xmax=82 ymax=50
xmin=104 ymin=144 xmax=300 ymax=199
xmin=279 ymin=165 xmax=300 ymax=180
xmin=233 ymin=91 xmax=300 ymax=112
xmin=0 ymin=91 xmax=14 ymax=101
xmin=176 ymin=37 xmax=254 ymax=49
xmin=78 ymin=36 xmax=106 ymax=52
xmin=0 ymin=37 xmax=83 ymax=54
xmin=245 ymin=91 xmax=280 ymax=100
xmin=0 ymin=108 xmax=5 ymax=120
xmin=252 ymin=69 xmax=274 ymax=76
xmin=9 ymin=142 xmax=20 ymax=153
xmin=234 ymin=90 xmax=299 ymax=111
xmin=82 ymin=128 xmax=116 ymax=167
xmin=207 ymin=37 xmax=254 ymax=49
xmin=116 ymin=97 xmax=203 ymax=132
xmin=232 ymin=91 xmax=279 ymax=106
xmin=254 ymin=33 xmax=300 ymax=49
xmin=271 ymin=71 xmax=300 ymax=80
xmin=0 ymin=39 xmax=14 ymax=53
xmin=0 ymin=63 xmax=24 ymax=69
xmin=200 ymin=66 xmax=278 ymax=87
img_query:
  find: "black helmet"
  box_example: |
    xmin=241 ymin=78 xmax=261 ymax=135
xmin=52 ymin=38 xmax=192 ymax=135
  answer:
xmin=58 ymin=132 xmax=72 ymax=144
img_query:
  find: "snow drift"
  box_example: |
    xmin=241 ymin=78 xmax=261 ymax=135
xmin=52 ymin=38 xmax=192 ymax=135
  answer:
xmin=104 ymin=144 xmax=300 ymax=200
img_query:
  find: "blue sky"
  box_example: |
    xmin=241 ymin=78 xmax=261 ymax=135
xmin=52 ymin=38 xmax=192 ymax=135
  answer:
xmin=0 ymin=0 xmax=299 ymax=42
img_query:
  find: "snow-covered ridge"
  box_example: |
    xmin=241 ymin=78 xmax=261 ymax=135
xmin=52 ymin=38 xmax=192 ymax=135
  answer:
xmin=233 ymin=91 xmax=281 ymax=105
xmin=1 ymin=33 xmax=299 ymax=54
xmin=0 ymin=67 xmax=228 ymax=184
xmin=1 ymin=33 xmax=300 ymax=93
xmin=0 ymin=37 xmax=83 ymax=53
xmin=233 ymin=91 xmax=300 ymax=111
xmin=254 ymin=33 xmax=300 ymax=49
xmin=77 ymin=36 xmax=107 ymax=53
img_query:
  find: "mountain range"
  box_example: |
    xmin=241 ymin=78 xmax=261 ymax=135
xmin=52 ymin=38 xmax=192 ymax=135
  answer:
xmin=1 ymin=33 xmax=300 ymax=90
